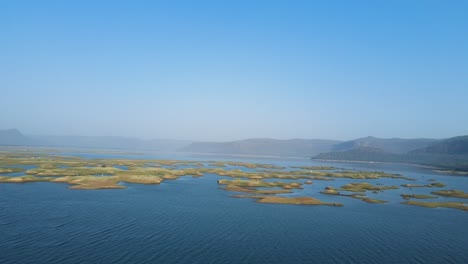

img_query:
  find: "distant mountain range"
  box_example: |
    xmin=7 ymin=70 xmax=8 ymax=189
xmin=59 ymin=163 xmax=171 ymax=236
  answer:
xmin=410 ymin=135 xmax=468 ymax=155
xmin=331 ymin=136 xmax=439 ymax=154
xmin=0 ymin=129 xmax=191 ymax=152
xmin=314 ymin=136 xmax=468 ymax=171
xmin=1 ymin=129 xmax=468 ymax=170
xmin=180 ymin=138 xmax=341 ymax=157
xmin=0 ymin=129 xmax=340 ymax=156
xmin=0 ymin=129 xmax=32 ymax=146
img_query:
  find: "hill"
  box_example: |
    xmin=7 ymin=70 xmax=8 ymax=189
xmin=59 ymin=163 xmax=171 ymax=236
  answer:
xmin=0 ymin=129 xmax=31 ymax=146
xmin=28 ymin=135 xmax=192 ymax=152
xmin=332 ymin=136 xmax=438 ymax=153
xmin=314 ymin=136 xmax=468 ymax=171
xmin=180 ymin=138 xmax=341 ymax=157
xmin=411 ymin=135 xmax=468 ymax=155
xmin=0 ymin=129 xmax=191 ymax=152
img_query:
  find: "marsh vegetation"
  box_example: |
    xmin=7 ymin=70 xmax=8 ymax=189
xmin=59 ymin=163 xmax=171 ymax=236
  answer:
xmin=400 ymin=194 xmax=438 ymax=200
xmin=402 ymin=201 xmax=468 ymax=211
xmin=1 ymin=151 xmax=463 ymax=210
xmin=431 ymin=190 xmax=468 ymax=199
xmin=401 ymin=182 xmax=446 ymax=188
xmin=319 ymin=186 xmax=388 ymax=203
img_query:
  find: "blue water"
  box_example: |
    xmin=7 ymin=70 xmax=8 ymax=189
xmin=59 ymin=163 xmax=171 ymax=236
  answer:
xmin=0 ymin=154 xmax=467 ymax=264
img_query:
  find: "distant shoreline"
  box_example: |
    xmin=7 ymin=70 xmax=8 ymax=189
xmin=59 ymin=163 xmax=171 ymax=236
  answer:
xmin=313 ymin=158 xmax=468 ymax=174
xmin=2 ymin=145 xmax=467 ymax=173
xmin=311 ymin=158 xmax=442 ymax=170
xmin=0 ymin=145 xmax=309 ymax=160
xmin=175 ymin=151 xmax=308 ymax=160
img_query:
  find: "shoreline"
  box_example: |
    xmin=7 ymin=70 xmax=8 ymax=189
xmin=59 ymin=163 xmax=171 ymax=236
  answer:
xmin=312 ymin=159 xmax=468 ymax=174
xmin=311 ymin=158 xmax=443 ymax=170
xmin=175 ymin=151 xmax=308 ymax=160
xmin=2 ymin=145 xmax=468 ymax=174
xmin=0 ymin=146 xmax=310 ymax=160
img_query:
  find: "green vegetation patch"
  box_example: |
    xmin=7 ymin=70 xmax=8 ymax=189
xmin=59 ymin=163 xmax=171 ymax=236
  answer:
xmin=0 ymin=175 xmax=55 ymax=183
xmin=225 ymin=185 xmax=292 ymax=195
xmin=400 ymin=194 xmax=438 ymax=200
xmin=402 ymin=201 xmax=468 ymax=212
xmin=3 ymin=151 xmax=456 ymax=208
xmin=290 ymin=166 xmax=335 ymax=170
xmin=431 ymin=190 xmax=468 ymax=199
xmin=217 ymin=179 xmax=303 ymax=195
xmin=285 ymin=170 xmax=412 ymax=180
xmin=210 ymin=161 xmax=284 ymax=170
xmin=0 ymin=167 xmax=24 ymax=174
xmin=401 ymin=182 xmax=446 ymax=188
xmin=217 ymin=179 xmax=300 ymax=188
xmin=320 ymin=186 xmax=388 ymax=204
xmin=232 ymin=194 xmax=343 ymax=206
xmin=360 ymin=197 xmax=387 ymax=204
xmin=339 ymin=182 xmax=398 ymax=192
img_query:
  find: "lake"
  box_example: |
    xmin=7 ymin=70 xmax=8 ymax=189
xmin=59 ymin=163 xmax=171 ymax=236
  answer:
xmin=0 ymin=152 xmax=467 ymax=264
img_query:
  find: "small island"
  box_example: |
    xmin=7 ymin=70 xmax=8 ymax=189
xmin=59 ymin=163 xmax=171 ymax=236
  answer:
xmin=400 ymin=194 xmax=438 ymax=200
xmin=401 ymin=182 xmax=446 ymax=188
xmin=0 ymin=151 xmax=465 ymax=210
xmin=338 ymin=182 xmax=399 ymax=192
xmin=430 ymin=190 xmax=468 ymax=199
xmin=320 ymin=186 xmax=388 ymax=203
xmin=231 ymin=194 xmax=343 ymax=206
xmin=256 ymin=196 xmax=343 ymax=206
xmin=0 ymin=167 xmax=24 ymax=174
xmin=290 ymin=166 xmax=335 ymax=170
xmin=402 ymin=201 xmax=468 ymax=212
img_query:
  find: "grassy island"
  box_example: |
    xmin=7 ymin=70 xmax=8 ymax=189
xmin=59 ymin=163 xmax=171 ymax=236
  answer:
xmin=400 ymin=194 xmax=438 ymax=200
xmin=338 ymin=182 xmax=398 ymax=192
xmin=359 ymin=197 xmax=387 ymax=203
xmin=319 ymin=186 xmax=387 ymax=203
xmin=291 ymin=166 xmax=335 ymax=170
xmin=217 ymin=179 xmax=300 ymax=195
xmin=1 ymin=152 xmax=409 ymax=193
xmin=401 ymin=182 xmax=446 ymax=188
xmin=209 ymin=161 xmax=285 ymax=170
xmin=320 ymin=186 xmax=340 ymax=195
xmin=1 ymin=150 xmax=465 ymax=209
xmin=0 ymin=167 xmax=24 ymax=174
xmin=430 ymin=190 xmax=468 ymax=199
xmin=217 ymin=179 xmax=302 ymax=189
xmin=232 ymin=194 xmax=343 ymax=206
xmin=0 ymin=175 xmax=54 ymax=183
xmin=257 ymin=196 xmax=343 ymax=206
xmin=402 ymin=201 xmax=468 ymax=212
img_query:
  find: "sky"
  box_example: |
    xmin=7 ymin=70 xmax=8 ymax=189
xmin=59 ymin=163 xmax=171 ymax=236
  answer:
xmin=1 ymin=0 xmax=468 ymax=141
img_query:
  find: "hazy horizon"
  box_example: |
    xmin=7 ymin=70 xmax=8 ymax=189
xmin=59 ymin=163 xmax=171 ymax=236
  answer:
xmin=2 ymin=1 xmax=468 ymax=141
xmin=0 ymin=127 xmax=462 ymax=143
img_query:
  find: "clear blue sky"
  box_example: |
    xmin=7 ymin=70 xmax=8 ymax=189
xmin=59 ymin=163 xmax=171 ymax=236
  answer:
xmin=1 ymin=0 xmax=467 ymax=141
